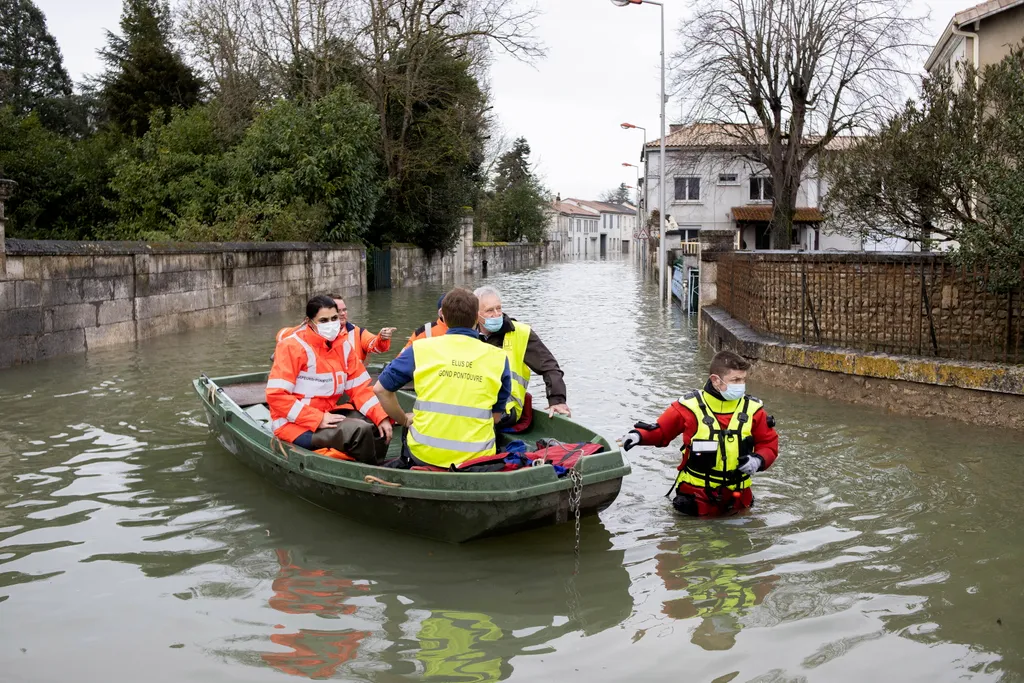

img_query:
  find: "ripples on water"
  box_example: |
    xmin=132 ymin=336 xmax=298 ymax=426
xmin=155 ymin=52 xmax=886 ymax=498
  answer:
xmin=1 ymin=257 xmax=1022 ymax=682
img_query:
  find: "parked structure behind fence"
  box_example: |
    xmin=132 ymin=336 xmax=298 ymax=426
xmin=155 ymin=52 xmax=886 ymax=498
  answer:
xmin=714 ymin=252 xmax=1023 ymax=364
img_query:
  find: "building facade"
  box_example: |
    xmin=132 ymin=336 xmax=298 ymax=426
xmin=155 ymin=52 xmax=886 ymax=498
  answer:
xmin=643 ymin=124 xmax=910 ymax=252
xmin=925 ymin=0 xmax=1024 ymax=77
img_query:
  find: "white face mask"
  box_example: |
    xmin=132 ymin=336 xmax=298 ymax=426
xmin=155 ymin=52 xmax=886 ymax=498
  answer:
xmin=316 ymin=320 xmax=341 ymax=342
xmin=721 ymin=383 xmax=746 ymax=401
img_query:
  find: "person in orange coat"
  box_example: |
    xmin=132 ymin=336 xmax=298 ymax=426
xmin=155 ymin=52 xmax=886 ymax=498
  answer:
xmin=267 ymin=295 xmax=393 ymax=464
xmin=276 ymin=295 xmax=396 ymax=365
xmin=403 ymin=293 xmax=448 ymax=349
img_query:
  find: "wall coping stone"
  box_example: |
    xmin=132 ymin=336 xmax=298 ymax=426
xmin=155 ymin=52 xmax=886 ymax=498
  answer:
xmin=5 ymin=239 xmax=364 ymax=257
xmin=713 ymin=250 xmax=950 ymax=264
xmin=703 ymin=305 xmax=1024 ymax=397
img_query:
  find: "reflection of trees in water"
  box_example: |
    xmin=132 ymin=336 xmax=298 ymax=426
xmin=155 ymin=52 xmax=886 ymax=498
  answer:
xmin=656 ymin=535 xmax=777 ymax=652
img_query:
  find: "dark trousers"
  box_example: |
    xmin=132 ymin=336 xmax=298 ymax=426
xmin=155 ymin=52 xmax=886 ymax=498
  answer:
xmin=301 ymin=409 xmax=389 ymax=465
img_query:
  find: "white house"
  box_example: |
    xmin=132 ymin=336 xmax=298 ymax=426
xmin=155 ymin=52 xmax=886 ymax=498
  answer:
xmin=643 ymin=123 xmax=913 ymax=252
xmin=564 ymin=199 xmax=636 ymax=256
xmin=550 ymin=200 xmax=601 ymax=257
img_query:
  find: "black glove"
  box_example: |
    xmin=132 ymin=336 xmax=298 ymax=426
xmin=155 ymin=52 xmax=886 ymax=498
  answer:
xmin=619 ymin=430 xmax=642 ymax=451
xmin=737 ymin=454 xmax=764 ymax=475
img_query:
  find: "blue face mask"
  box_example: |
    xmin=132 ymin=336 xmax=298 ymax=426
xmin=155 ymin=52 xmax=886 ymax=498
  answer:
xmin=721 ymin=383 xmax=746 ymax=401
xmin=482 ymin=316 xmax=503 ymax=333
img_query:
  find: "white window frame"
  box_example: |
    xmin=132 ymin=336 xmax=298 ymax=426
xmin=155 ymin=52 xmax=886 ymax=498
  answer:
xmin=749 ymin=176 xmax=774 ymax=203
xmin=673 ymin=176 xmax=701 ymax=203
xmin=717 ymin=173 xmax=739 ymax=185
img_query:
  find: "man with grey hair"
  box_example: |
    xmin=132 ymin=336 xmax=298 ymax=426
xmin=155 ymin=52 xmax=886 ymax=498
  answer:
xmin=475 ymin=285 xmax=570 ymax=429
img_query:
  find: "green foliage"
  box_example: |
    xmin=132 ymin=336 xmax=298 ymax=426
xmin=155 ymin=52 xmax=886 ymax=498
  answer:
xmin=0 ymin=0 xmax=75 ymax=133
xmin=482 ymin=136 xmax=548 ymax=243
xmin=107 ymin=86 xmax=383 ymax=242
xmin=825 ymin=46 xmax=1024 ymax=291
xmin=100 ymin=0 xmax=202 ymax=136
xmin=370 ymin=48 xmax=487 ymax=254
xmin=600 ymin=183 xmax=632 ymax=205
xmin=0 ymin=107 xmax=119 ymax=238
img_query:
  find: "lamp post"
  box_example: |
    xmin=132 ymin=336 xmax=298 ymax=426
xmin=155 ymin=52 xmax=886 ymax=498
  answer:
xmin=620 ymin=123 xmax=646 ymax=264
xmin=612 ymin=0 xmax=666 ymax=304
xmin=622 ymin=162 xmax=642 ymax=255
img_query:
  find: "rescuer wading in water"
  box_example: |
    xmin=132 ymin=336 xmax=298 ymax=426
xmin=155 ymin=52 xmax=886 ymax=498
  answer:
xmin=619 ymin=350 xmax=779 ymax=516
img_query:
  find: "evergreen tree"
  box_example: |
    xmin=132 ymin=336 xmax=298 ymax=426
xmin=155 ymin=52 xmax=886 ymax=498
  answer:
xmin=600 ymin=183 xmax=631 ymax=205
xmin=0 ymin=0 xmax=73 ymax=128
xmin=484 ymin=137 xmax=548 ymax=243
xmin=493 ymin=137 xmax=532 ymax=192
xmin=100 ymin=0 xmax=203 ymax=136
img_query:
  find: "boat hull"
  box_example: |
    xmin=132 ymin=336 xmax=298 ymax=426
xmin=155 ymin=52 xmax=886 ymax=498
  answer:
xmin=194 ymin=372 xmax=630 ymax=543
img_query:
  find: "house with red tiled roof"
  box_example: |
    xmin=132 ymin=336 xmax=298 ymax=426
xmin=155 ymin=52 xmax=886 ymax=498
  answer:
xmin=564 ymin=199 xmax=637 ymax=257
xmin=547 ymin=199 xmax=600 ymax=257
xmin=642 ymin=123 xmax=902 ymax=252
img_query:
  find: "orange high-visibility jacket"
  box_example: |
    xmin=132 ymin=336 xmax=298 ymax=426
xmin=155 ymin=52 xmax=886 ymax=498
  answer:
xmin=266 ymin=325 xmax=386 ymax=443
xmin=403 ymin=319 xmax=448 ymax=350
xmin=277 ymin=323 xmax=390 ymax=364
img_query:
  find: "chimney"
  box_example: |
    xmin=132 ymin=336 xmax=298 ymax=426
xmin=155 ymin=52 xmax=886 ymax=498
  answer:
xmin=669 ymin=124 xmax=686 ymax=134
xmin=556 ymin=193 xmax=561 ymax=202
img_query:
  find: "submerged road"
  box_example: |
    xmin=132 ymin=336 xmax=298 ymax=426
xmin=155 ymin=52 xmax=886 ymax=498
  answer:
xmin=1 ymin=258 xmax=1022 ymax=682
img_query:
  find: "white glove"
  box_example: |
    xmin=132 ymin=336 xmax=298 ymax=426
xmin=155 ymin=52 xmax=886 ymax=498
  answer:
xmin=737 ymin=454 xmax=763 ymax=475
xmin=619 ymin=431 xmax=642 ymax=451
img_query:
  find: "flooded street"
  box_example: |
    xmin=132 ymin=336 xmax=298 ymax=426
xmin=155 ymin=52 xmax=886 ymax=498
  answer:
xmin=2 ymin=258 xmax=1023 ymax=682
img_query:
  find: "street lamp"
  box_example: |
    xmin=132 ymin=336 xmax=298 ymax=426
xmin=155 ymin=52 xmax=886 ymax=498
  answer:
xmin=621 ymin=123 xmax=648 ymax=265
xmin=612 ymin=0 xmax=667 ymax=304
xmin=622 ymin=162 xmax=642 ymax=246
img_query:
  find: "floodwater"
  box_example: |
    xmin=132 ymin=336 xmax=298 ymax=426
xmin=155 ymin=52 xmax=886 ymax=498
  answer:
xmin=1 ymin=258 xmax=1023 ymax=682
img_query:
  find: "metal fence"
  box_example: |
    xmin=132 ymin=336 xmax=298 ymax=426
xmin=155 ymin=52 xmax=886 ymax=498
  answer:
xmin=715 ymin=252 xmax=1023 ymax=364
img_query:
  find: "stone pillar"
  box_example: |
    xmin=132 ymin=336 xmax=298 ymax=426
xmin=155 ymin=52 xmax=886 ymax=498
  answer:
xmin=696 ymin=229 xmax=737 ymax=337
xmin=0 ymin=179 xmax=16 ymax=278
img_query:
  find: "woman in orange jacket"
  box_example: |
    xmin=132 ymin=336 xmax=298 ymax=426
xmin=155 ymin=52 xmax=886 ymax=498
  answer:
xmin=267 ymin=295 xmax=393 ymax=464
xmin=276 ymin=295 xmax=396 ymax=365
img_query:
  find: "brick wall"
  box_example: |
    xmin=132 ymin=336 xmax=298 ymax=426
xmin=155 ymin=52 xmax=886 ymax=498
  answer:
xmin=711 ymin=251 xmax=1023 ymax=364
xmin=0 ymin=240 xmax=364 ymax=368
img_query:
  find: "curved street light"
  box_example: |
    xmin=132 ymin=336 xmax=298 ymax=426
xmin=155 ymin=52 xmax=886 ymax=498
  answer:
xmin=612 ymin=0 xmax=667 ymax=304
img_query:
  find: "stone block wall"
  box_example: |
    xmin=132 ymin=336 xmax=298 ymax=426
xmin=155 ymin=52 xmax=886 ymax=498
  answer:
xmin=390 ymin=246 xmax=456 ymax=288
xmin=711 ymin=251 xmax=1023 ymax=364
xmin=0 ymin=240 xmax=364 ymax=368
xmin=468 ymin=241 xmax=558 ymax=277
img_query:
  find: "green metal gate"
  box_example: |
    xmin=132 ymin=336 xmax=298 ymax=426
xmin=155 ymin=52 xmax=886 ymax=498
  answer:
xmin=366 ymin=247 xmax=391 ymax=291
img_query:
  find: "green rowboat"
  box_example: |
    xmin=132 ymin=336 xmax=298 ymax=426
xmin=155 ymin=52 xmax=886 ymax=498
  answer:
xmin=193 ymin=372 xmax=631 ymax=543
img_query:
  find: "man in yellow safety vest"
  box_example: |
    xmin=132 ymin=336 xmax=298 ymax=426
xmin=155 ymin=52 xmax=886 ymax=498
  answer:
xmin=373 ymin=288 xmax=511 ymax=469
xmin=474 ymin=286 xmax=570 ymax=432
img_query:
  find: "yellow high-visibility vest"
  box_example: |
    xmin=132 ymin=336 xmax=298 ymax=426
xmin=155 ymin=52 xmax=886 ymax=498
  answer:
xmin=676 ymin=391 xmax=762 ymax=491
xmin=500 ymin=321 xmax=531 ymax=417
xmin=407 ymin=334 xmax=506 ymax=468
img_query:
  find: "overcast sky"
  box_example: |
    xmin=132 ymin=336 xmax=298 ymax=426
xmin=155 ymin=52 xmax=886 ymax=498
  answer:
xmin=36 ymin=0 xmax=965 ymax=200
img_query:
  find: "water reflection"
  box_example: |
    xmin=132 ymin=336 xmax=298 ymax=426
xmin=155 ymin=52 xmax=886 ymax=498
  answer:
xmin=656 ymin=531 xmax=778 ymax=651
xmin=262 ymin=549 xmax=370 ymax=679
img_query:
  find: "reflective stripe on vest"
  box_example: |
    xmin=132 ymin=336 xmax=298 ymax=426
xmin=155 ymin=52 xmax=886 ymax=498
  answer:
xmin=676 ymin=391 xmax=762 ymax=492
xmin=406 ymin=334 xmax=506 ymax=468
xmin=425 ymin=322 xmax=433 ymax=338
xmin=501 ymin=322 xmax=531 ymax=414
xmin=267 ymin=330 xmax=353 ymax=431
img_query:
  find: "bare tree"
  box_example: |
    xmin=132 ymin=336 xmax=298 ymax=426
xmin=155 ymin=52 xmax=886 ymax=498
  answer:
xmin=673 ymin=0 xmax=925 ymax=248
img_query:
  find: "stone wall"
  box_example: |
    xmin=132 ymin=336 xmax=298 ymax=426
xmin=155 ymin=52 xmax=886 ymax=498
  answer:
xmin=468 ymin=241 xmax=559 ymax=277
xmin=700 ymin=305 xmax=1024 ymax=430
xmin=0 ymin=240 xmax=364 ymax=368
xmin=711 ymin=251 xmax=1023 ymax=365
